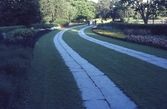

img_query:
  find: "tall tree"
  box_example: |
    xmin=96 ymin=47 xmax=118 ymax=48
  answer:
xmin=71 ymin=0 xmax=96 ymax=20
xmin=38 ymin=0 xmax=78 ymax=24
xmin=38 ymin=0 xmax=55 ymax=23
xmin=120 ymin=0 xmax=167 ymax=24
xmin=97 ymin=0 xmax=111 ymax=19
xmin=0 ymin=0 xmax=40 ymax=26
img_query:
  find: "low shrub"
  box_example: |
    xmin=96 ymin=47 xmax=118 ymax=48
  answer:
xmin=126 ymin=35 xmax=167 ymax=49
xmin=7 ymin=28 xmax=38 ymax=40
xmin=31 ymin=23 xmax=56 ymax=29
xmin=0 ymin=33 xmax=4 ymax=41
xmin=54 ymin=19 xmax=70 ymax=26
xmin=92 ymin=28 xmax=167 ymax=49
xmin=124 ymin=29 xmax=152 ymax=35
xmin=1 ymin=28 xmax=50 ymax=47
xmin=0 ymin=26 xmax=25 ymax=33
xmin=97 ymin=22 xmax=167 ymax=35
xmin=0 ymin=44 xmax=32 ymax=108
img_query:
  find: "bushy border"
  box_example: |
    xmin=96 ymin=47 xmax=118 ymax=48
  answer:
xmin=97 ymin=22 xmax=167 ymax=36
xmin=1 ymin=28 xmax=51 ymax=47
xmin=92 ymin=27 xmax=167 ymax=50
xmin=0 ymin=45 xmax=32 ymax=109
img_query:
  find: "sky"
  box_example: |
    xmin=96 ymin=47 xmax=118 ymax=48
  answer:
xmin=90 ymin=0 xmax=98 ymax=3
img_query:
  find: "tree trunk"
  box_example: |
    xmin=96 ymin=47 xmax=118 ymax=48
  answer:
xmin=140 ymin=11 xmax=149 ymax=24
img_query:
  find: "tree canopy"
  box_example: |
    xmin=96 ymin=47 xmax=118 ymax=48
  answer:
xmin=0 ymin=0 xmax=40 ymax=26
xmin=0 ymin=0 xmax=97 ymax=26
xmin=119 ymin=0 xmax=167 ymax=24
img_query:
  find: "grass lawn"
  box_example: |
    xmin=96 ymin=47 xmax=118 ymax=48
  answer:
xmin=63 ymin=26 xmax=167 ymax=109
xmin=85 ymin=27 xmax=167 ymax=59
xmin=26 ymin=30 xmax=84 ymax=109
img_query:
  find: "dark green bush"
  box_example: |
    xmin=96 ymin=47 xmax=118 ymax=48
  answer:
xmin=124 ymin=29 xmax=152 ymax=35
xmin=0 ymin=45 xmax=32 ymax=108
xmin=31 ymin=23 xmax=55 ymax=29
xmin=7 ymin=28 xmax=38 ymax=40
xmin=98 ymin=22 xmax=167 ymax=35
xmin=0 ymin=26 xmax=25 ymax=33
xmin=0 ymin=33 xmax=4 ymax=41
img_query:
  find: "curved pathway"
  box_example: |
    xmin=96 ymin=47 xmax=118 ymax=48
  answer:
xmin=53 ymin=25 xmax=137 ymax=109
xmin=78 ymin=26 xmax=167 ymax=70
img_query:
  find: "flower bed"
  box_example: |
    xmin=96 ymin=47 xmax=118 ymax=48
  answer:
xmin=92 ymin=28 xmax=125 ymax=39
xmin=126 ymin=35 xmax=167 ymax=49
xmin=92 ymin=28 xmax=167 ymax=49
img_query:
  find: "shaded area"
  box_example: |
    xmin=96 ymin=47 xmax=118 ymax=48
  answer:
xmin=26 ymin=30 xmax=84 ymax=109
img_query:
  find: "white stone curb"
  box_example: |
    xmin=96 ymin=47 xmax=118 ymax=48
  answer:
xmin=78 ymin=26 xmax=167 ymax=70
xmin=53 ymin=25 xmax=137 ymax=109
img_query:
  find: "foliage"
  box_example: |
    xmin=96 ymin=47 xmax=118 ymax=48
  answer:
xmin=7 ymin=29 xmax=38 ymax=40
xmin=0 ymin=45 xmax=32 ymax=108
xmin=0 ymin=26 xmax=26 ymax=33
xmin=0 ymin=0 xmax=40 ymax=26
xmin=126 ymin=35 xmax=167 ymax=49
xmin=92 ymin=28 xmax=125 ymax=39
xmin=95 ymin=23 xmax=167 ymax=49
xmin=1 ymin=28 xmax=51 ymax=47
xmin=0 ymin=0 xmax=97 ymax=26
xmin=96 ymin=0 xmax=111 ymax=19
xmin=107 ymin=22 xmax=167 ymax=35
xmin=124 ymin=29 xmax=152 ymax=35
xmin=119 ymin=0 xmax=167 ymax=24
xmin=71 ymin=0 xmax=96 ymax=20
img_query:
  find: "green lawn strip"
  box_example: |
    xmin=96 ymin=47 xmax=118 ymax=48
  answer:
xmin=63 ymin=28 xmax=167 ymax=109
xmin=26 ymin=30 xmax=84 ymax=109
xmin=85 ymin=27 xmax=167 ymax=59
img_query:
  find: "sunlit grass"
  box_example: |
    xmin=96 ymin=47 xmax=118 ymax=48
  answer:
xmin=92 ymin=28 xmax=125 ymax=39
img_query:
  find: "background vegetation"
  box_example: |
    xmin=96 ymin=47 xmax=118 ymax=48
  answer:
xmin=94 ymin=22 xmax=167 ymax=49
xmin=0 ymin=0 xmax=166 ymax=26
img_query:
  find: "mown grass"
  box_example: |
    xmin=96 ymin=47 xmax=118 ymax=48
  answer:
xmin=26 ymin=30 xmax=84 ymax=109
xmin=63 ymin=27 xmax=167 ymax=109
xmin=86 ymin=27 xmax=167 ymax=59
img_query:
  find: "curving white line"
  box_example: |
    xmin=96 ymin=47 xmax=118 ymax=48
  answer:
xmin=78 ymin=26 xmax=167 ymax=70
xmin=53 ymin=25 xmax=137 ymax=109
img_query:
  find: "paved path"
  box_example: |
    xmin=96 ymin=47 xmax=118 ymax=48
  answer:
xmin=53 ymin=25 xmax=137 ymax=109
xmin=78 ymin=26 xmax=167 ymax=70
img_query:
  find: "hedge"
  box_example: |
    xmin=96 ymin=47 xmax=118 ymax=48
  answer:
xmin=97 ymin=22 xmax=167 ymax=35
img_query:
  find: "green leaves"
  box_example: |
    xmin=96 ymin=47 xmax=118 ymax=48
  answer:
xmin=0 ymin=0 xmax=40 ymax=26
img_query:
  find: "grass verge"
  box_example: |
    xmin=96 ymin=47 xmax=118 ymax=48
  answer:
xmin=26 ymin=30 xmax=84 ymax=109
xmin=63 ymin=27 xmax=167 ymax=109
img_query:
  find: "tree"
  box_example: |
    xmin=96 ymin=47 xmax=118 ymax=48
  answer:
xmin=120 ymin=0 xmax=167 ymax=24
xmin=53 ymin=1 xmax=77 ymax=25
xmin=0 ymin=0 xmax=40 ymax=26
xmin=38 ymin=0 xmax=55 ymax=24
xmin=71 ymin=0 xmax=96 ymax=20
xmin=96 ymin=0 xmax=111 ymax=19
